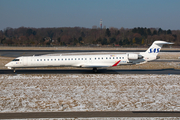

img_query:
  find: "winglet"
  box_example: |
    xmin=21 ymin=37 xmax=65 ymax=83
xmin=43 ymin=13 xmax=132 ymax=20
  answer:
xmin=112 ymin=60 xmax=121 ymax=67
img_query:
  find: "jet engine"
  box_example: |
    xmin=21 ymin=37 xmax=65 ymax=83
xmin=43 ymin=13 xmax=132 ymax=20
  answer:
xmin=127 ymin=53 xmax=143 ymax=60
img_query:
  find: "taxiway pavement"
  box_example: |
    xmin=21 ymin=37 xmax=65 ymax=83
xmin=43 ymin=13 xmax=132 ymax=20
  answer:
xmin=0 ymin=111 xmax=180 ymax=119
xmin=0 ymin=69 xmax=179 ymax=74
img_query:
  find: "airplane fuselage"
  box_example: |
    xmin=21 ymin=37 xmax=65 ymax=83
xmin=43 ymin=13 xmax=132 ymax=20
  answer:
xmin=6 ymin=54 xmax=132 ymax=69
xmin=5 ymin=41 xmax=174 ymax=72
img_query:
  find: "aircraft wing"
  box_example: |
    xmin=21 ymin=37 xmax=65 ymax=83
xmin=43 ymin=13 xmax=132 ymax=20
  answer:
xmin=81 ymin=64 xmax=110 ymax=68
xmin=79 ymin=60 xmax=121 ymax=68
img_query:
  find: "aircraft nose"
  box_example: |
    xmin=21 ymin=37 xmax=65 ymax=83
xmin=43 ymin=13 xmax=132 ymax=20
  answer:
xmin=5 ymin=63 xmax=10 ymax=67
xmin=5 ymin=63 xmax=8 ymax=67
xmin=5 ymin=62 xmax=12 ymax=69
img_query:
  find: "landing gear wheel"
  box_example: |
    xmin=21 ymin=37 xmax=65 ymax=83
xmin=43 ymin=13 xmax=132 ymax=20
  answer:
xmin=93 ymin=68 xmax=98 ymax=73
xmin=13 ymin=68 xmax=16 ymax=73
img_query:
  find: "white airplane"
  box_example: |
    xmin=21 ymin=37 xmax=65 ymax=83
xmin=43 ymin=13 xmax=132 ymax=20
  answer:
xmin=5 ymin=41 xmax=173 ymax=73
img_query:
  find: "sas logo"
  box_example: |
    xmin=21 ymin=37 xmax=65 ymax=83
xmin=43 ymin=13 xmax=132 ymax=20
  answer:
xmin=110 ymin=55 xmax=116 ymax=57
xmin=149 ymin=48 xmax=160 ymax=53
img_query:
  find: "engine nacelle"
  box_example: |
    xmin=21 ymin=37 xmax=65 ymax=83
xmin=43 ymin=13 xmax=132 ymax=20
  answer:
xmin=127 ymin=53 xmax=143 ymax=60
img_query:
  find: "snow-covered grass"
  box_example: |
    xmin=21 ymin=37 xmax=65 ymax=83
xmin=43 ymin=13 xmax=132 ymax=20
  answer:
xmin=158 ymin=52 xmax=180 ymax=59
xmin=0 ymin=74 xmax=180 ymax=113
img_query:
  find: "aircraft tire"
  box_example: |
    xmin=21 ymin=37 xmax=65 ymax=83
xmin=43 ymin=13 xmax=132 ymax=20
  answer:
xmin=93 ymin=68 xmax=98 ymax=73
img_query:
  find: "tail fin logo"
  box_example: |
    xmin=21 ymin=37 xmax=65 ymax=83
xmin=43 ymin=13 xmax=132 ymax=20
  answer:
xmin=149 ymin=48 xmax=160 ymax=53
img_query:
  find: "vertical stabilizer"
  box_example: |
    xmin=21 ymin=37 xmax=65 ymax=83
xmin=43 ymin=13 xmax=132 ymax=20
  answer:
xmin=141 ymin=40 xmax=173 ymax=61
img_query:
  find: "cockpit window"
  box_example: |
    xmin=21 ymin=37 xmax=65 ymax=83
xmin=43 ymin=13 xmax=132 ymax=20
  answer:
xmin=12 ymin=59 xmax=19 ymax=61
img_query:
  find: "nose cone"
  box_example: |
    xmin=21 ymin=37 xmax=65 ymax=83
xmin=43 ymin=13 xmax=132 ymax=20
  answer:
xmin=5 ymin=63 xmax=9 ymax=67
xmin=5 ymin=62 xmax=12 ymax=69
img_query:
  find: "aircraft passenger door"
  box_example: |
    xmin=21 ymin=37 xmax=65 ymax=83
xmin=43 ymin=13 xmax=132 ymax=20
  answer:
xmin=23 ymin=57 xmax=28 ymax=66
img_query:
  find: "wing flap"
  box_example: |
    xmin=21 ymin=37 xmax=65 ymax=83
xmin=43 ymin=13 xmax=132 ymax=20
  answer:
xmin=81 ymin=64 xmax=110 ymax=68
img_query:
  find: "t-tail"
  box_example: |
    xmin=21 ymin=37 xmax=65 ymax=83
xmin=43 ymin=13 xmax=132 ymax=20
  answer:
xmin=140 ymin=40 xmax=173 ymax=61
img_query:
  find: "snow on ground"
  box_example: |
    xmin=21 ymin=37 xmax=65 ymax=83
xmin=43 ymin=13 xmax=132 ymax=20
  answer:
xmin=0 ymin=74 xmax=180 ymax=113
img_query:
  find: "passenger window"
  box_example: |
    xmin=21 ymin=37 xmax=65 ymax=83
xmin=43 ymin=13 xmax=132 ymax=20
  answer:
xmin=78 ymin=58 xmax=80 ymax=60
xmin=109 ymin=57 xmax=111 ymax=59
xmin=116 ymin=57 xmax=118 ymax=59
xmin=58 ymin=59 xmax=60 ymax=61
xmin=47 ymin=59 xmax=49 ymax=61
xmin=81 ymin=58 xmax=83 ymax=60
xmin=89 ymin=58 xmax=91 ymax=60
xmin=65 ymin=58 xmax=67 ymax=60
xmin=75 ymin=58 xmax=76 ymax=60
xmin=40 ymin=59 xmax=42 ymax=61
xmin=62 ymin=59 xmax=63 ymax=61
xmin=113 ymin=57 xmax=115 ymax=59
xmin=102 ymin=57 xmax=103 ymax=59
xmin=37 ymin=59 xmax=39 ymax=61
xmin=95 ymin=58 xmax=96 ymax=60
xmin=51 ymin=59 xmax=53 ymax=61
xmin=44 ymin=59 xmax=46 ymax=61
xmin=119 ymin=57 xmax=121 ymax=59
xmin=85 ymin=58 xmax=87 ymax=60
xmin=106 ymin=57 xmax=108 ymax=59
xmin=122 ymin=57 xmax=124 ymax=59
xmin=54 ymin=59 xmax=56 ymax=61
xmin=71 ymin=58 xmax=73 ymax=60
xmin=98 ymin=58 xmax=100 ymax=60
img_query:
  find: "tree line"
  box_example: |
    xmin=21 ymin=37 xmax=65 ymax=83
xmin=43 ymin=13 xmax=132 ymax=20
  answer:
xmin=0 ymin=27 xmax=180 ymax=47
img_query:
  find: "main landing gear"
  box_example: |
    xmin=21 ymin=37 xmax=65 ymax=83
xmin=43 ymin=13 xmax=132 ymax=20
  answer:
xmin=13 ymin=68 xmax=16 ymax=73
xmin=93 ymin=68 xmax=98 ymax=73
